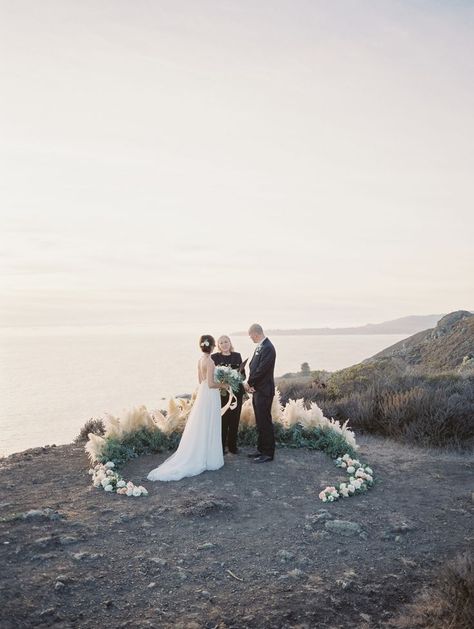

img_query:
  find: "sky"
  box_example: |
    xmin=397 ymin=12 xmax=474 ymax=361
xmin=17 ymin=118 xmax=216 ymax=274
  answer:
xmin=1 ymin=0 xmax=473 ymax=332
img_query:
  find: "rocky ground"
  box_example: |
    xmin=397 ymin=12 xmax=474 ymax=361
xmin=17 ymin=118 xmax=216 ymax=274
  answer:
xmin=0 ymin=436 xmax=473 ymax=628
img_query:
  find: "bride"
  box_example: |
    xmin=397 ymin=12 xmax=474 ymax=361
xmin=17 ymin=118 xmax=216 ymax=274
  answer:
xmin=147 ymin=335 xmax=227 ymax=482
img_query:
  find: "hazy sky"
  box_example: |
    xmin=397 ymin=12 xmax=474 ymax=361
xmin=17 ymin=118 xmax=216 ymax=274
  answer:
xmin=1 ymin=0 xmax=473 ymax=332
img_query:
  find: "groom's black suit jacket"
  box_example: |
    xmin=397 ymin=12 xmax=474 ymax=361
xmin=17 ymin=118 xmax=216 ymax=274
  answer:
xmin=248 ymin=338 xmax=276 ymax=397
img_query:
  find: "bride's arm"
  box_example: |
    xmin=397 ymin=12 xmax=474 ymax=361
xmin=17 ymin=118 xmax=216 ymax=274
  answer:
xmin=198 ymin=362 xmax=203 ymax=384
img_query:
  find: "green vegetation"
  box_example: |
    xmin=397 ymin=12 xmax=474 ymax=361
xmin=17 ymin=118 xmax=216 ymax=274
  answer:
xmin=238 ymin=423 xmax=356 ymax=459
xmin=98 ymin=428 xmax=182 ymax=465
xmin=278 ymin=370 xmax=474 ymax=449
xmin=81 ymin=421 xmax=357 ymax=467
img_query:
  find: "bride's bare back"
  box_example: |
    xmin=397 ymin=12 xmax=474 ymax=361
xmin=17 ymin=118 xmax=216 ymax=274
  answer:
xmin=198 ymin=354 xmax=221 ymax=389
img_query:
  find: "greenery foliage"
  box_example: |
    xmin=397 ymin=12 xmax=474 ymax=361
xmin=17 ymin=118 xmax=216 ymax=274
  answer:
xmin=99 ymin=428 xmax=182 ymax=465
xmin=88 ymin=422 xmax=357 ymax=466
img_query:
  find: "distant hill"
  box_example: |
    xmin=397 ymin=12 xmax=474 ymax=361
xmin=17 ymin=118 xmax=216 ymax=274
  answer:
xmin=366 ymin=310 xmax=474 ymax=371
xmin=234 ymin=314 xmax=448 ymax=336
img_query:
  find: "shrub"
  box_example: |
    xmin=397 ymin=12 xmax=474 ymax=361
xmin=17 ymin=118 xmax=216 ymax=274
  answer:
xmin=74 ymin=418 xmax=105 ymax=444
xmin=392 ymin=550 xmax=474 ymax=628
xmin=278 ymin=371 xmax=474 ymax=449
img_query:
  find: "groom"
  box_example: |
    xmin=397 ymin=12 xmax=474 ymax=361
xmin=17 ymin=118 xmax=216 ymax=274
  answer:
xmin=245 ymin=323 xmax=276 ymax=463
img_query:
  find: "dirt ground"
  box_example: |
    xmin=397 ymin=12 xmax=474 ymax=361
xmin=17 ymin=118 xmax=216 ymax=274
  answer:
xmin=0 ymin=436 xmax=473 ymax=628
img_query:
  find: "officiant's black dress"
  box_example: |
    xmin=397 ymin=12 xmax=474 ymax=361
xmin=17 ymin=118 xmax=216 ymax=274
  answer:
xmin=211 ymin=351 xmax=244 ymax=454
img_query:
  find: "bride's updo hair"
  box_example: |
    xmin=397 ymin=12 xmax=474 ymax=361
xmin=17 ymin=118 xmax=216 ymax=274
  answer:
xmin=199 ymin=334 xmax=215 ymax=354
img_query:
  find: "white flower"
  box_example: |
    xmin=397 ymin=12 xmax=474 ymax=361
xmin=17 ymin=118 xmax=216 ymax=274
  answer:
xmin=101 ymin=478 xmax=110 ymax=488
xmin=348 ymin=484 xmax=355 ymax=493
xmin=105 ymin=461 xmax=115 ymax=469
xmin=347 ymin=466 xmax=355 ymax=474
xmin=365 ymin=467 xmax=373 ymax=475
xmin=126 ymin=488 xmax=134 ymax=496
xmin=132 ymin=487 xmax=141 ymax=497
xmin=342 ymin=453 xmax=351 ymax=461
xmin=106 ymin=470 xmax=114 ymax=476
xmin=104 ymin=484 xmax=113 ymax=492
xmin=137 ymin=486 xmax=148 ymax=496
xmin=117 ymin=480 xmax=126 ymax=488
xmin=340 ymin=461 xmax=347 ymax=468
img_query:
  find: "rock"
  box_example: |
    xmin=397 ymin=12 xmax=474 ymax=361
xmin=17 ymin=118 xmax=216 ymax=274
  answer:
xmin=325 ymin=520 xmax=362 ymax=536
xmin=39 ymin=607 xmax=56 ymax=618
xmin=72 ymin=551 xmax=103 ymax=560
xmin=59 ymin=536 xmax=79 ymax=545
xmin=277 ymin=550 xmax=294 ymax=562
xmin=199 ymin=590 xmax=211 ymax=599
xmin=306 ymin=510 xmax=332 ymax=523
xmin=391 ymin=523 xmax=415 ymax=534
xmin=33 ymin=536 xmax=55 ymax=547
xmin=360 ymin=613 xmax=371 ymax=622
xmin=287 ymin=568 xmax=305 ymax=578
xmin=56 ymin=574 xmax=73 ymax=584
xmin=148 ymin=582 xmax=157 ymax=589
xmin=251 ymin=490 xmax=263 ymax=497
xmin=54 ymin=581 xmax=66 ymax=591
xmin=197 ymin=542 xmax=214 ymax=550
xmin=149 ymin=557 xmax=168 ymax=567
xmin=23 ymin=508 xmax=62 ymax=521
xmin=72 ymin=552 xmax=89 ymax=560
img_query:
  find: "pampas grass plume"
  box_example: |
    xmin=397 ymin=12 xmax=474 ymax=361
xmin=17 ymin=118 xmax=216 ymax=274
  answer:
xmin=85 ymin=432 xmax=106 ymax=463
xmin=240 ymin=399 xmax=255 ymax=426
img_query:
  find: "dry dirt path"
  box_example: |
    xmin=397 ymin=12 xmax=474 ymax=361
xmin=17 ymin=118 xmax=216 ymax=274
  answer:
xmin=0 ymin=436 xmax=472 ymax=628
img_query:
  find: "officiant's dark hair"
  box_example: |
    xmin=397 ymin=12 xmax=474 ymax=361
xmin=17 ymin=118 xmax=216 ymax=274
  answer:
xmin=199 ymin=334 xmax=215 ymax=354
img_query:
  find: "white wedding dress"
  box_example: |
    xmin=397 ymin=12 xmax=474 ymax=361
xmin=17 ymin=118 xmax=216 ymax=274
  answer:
xmin=147 ymin=360 xmax=224 ymax=482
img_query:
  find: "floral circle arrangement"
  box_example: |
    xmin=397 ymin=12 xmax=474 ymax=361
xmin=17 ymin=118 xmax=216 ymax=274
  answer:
xmin=88 ymin=461 xmax=148 ymax=497
xmin=84 ymin=390 xmax=375 ymax=501
xmin=318 ymin=454 xmax=375 ymax=502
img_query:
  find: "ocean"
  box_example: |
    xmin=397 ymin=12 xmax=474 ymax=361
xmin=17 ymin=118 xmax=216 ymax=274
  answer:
xmin=0 ymin=327 xmax=408 ymax=456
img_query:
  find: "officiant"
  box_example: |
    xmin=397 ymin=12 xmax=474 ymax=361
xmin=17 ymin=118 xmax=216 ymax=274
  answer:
xmin=211 ymin=335 xmax=244 ymax=454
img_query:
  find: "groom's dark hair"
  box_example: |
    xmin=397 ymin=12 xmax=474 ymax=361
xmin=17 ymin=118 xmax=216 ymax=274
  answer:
xmin=199 ymin=334 xmax=215 ymax=354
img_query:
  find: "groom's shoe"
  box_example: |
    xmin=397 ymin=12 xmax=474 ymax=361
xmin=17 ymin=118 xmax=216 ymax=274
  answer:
xmin=253 ymin=455 xmax=273 ymax=464
xmin=247 ymin=452 xmax=262 ymax=458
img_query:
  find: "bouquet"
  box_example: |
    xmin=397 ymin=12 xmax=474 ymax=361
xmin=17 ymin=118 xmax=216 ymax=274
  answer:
xmin=215 ymin=365 xmax=243 ymax=395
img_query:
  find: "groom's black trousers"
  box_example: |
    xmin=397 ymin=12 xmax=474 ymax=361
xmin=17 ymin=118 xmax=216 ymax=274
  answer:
xmin=252 ymin=391 xmax=275 ymax=457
